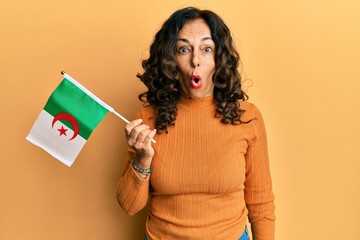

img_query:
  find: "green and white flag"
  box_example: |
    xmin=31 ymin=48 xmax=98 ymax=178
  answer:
xmin=26 ymin=73 xmax=114 ymax=167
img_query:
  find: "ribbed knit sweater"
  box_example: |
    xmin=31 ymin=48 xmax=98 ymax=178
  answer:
xmin=117 ymin=96 xmax=275 ymax=240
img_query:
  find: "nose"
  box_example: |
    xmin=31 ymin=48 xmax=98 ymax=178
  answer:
xmin=191 ymin=51 xmax=200 ymax=68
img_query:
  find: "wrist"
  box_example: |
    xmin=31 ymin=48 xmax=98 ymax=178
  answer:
xmin=132 ymin=159 xmax=152 ymax=176
xmin=133 ymin=156 xmax=152 ymax=169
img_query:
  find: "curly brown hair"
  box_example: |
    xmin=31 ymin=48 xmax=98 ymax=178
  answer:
xmin=137 ymin=7 xmax=249 ymax=134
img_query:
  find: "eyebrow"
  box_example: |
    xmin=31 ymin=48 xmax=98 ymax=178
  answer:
xmin=177 ymin=37 xmax=213 ymax=43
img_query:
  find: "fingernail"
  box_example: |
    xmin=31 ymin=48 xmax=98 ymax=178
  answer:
xmin=135 ymin=119 xmax=143 ymax=124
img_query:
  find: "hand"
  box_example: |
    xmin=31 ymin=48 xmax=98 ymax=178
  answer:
xmin=124 ymin=119 xmax=156 ymax=168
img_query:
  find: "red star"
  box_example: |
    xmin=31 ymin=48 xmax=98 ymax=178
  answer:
xmin=58 ymin=125 xmax=68 ymax=136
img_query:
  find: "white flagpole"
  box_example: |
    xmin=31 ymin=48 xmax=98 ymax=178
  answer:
xmin=112 ymin=110 xmax=130 ymax=124
xmin=61 ymin=71 xmax=156 ymax=143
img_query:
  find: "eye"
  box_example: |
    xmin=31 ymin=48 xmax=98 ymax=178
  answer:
xmin=178 ymin=46 xmax=190 ymax=54
xmin=203 ymin=47 xmax=213 ymax=53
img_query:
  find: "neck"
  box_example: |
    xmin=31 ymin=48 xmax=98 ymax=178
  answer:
xmin=179 ymin=95 xmax=214 ymax=108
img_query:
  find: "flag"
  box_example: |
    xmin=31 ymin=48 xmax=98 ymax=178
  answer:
xmin=26 ymin=73 xmax=113 ymax=167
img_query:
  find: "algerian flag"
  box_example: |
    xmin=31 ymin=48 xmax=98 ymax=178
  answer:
xmin=26 ymin=73 xmax=115 ymax=167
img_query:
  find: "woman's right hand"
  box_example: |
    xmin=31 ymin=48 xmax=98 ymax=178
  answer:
xmin=125 ymin=119 xmax=156 ymax=169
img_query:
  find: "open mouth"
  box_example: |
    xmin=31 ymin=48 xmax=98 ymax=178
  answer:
xmin=191 ymin=75 xmax=202 ymax=89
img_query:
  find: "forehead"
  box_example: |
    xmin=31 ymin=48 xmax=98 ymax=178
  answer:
xmin=178 ymin=19 xmax=211 ymax=37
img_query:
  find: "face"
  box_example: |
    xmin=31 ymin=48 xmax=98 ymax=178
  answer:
xmin=175 ymin=19 xmax=215 ymax=99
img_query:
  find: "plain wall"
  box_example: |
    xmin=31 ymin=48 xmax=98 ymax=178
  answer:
xmin=1 ymin=0 xmax=359 ymax=239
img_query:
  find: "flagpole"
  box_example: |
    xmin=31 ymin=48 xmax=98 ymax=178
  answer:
xmin=61 ymin=71 xmax=156 ymax=143
xmin=112 ymin=110 xmax=129 ymax=124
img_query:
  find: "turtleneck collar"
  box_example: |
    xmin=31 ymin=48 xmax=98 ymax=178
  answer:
xmin=179 ymin=95 xmax=215 ymax=109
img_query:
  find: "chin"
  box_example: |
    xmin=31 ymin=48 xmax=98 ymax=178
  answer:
xmin=190 ymin=93 xmax=206 ymax=99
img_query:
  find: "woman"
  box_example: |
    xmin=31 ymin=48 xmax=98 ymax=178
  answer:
xmin=117 ymin=7 xmax=275 ymax=240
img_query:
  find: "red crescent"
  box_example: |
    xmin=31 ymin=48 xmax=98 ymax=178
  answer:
xmin=52 ymin=113 xmax=79 ymax=140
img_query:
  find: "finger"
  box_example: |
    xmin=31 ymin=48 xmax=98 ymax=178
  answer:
xmin=136 ymin=128 xmax=152 ymax=144
xmin=124 ymin=119 xmax=143 ymax=137
xmin=128 ymin=124 xmax=150 ymax=146
xmin=134 ymin=129 xmax=152 ymax=149
xmin=144 ymin=129 xmax=157 ymax=145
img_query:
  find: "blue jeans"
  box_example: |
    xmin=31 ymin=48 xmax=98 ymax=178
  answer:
xmin=144 ymin=226 xmax=249 ymax=240
xmin=239 ymin=226 xmax=250 ymax=240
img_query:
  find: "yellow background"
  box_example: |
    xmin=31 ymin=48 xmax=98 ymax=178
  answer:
xmin=1 ymin=0 xmax=359 ymax=239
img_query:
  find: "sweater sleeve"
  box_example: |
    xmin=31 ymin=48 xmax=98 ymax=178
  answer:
xmin=244 ymin=104 xmax=276 ymax=240
xmin=116 ymin=110 xmax=150 ymax=216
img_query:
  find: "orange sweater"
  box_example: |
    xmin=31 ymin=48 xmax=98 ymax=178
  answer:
xmin=117 ymin=96 xmax=275 ymax=239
